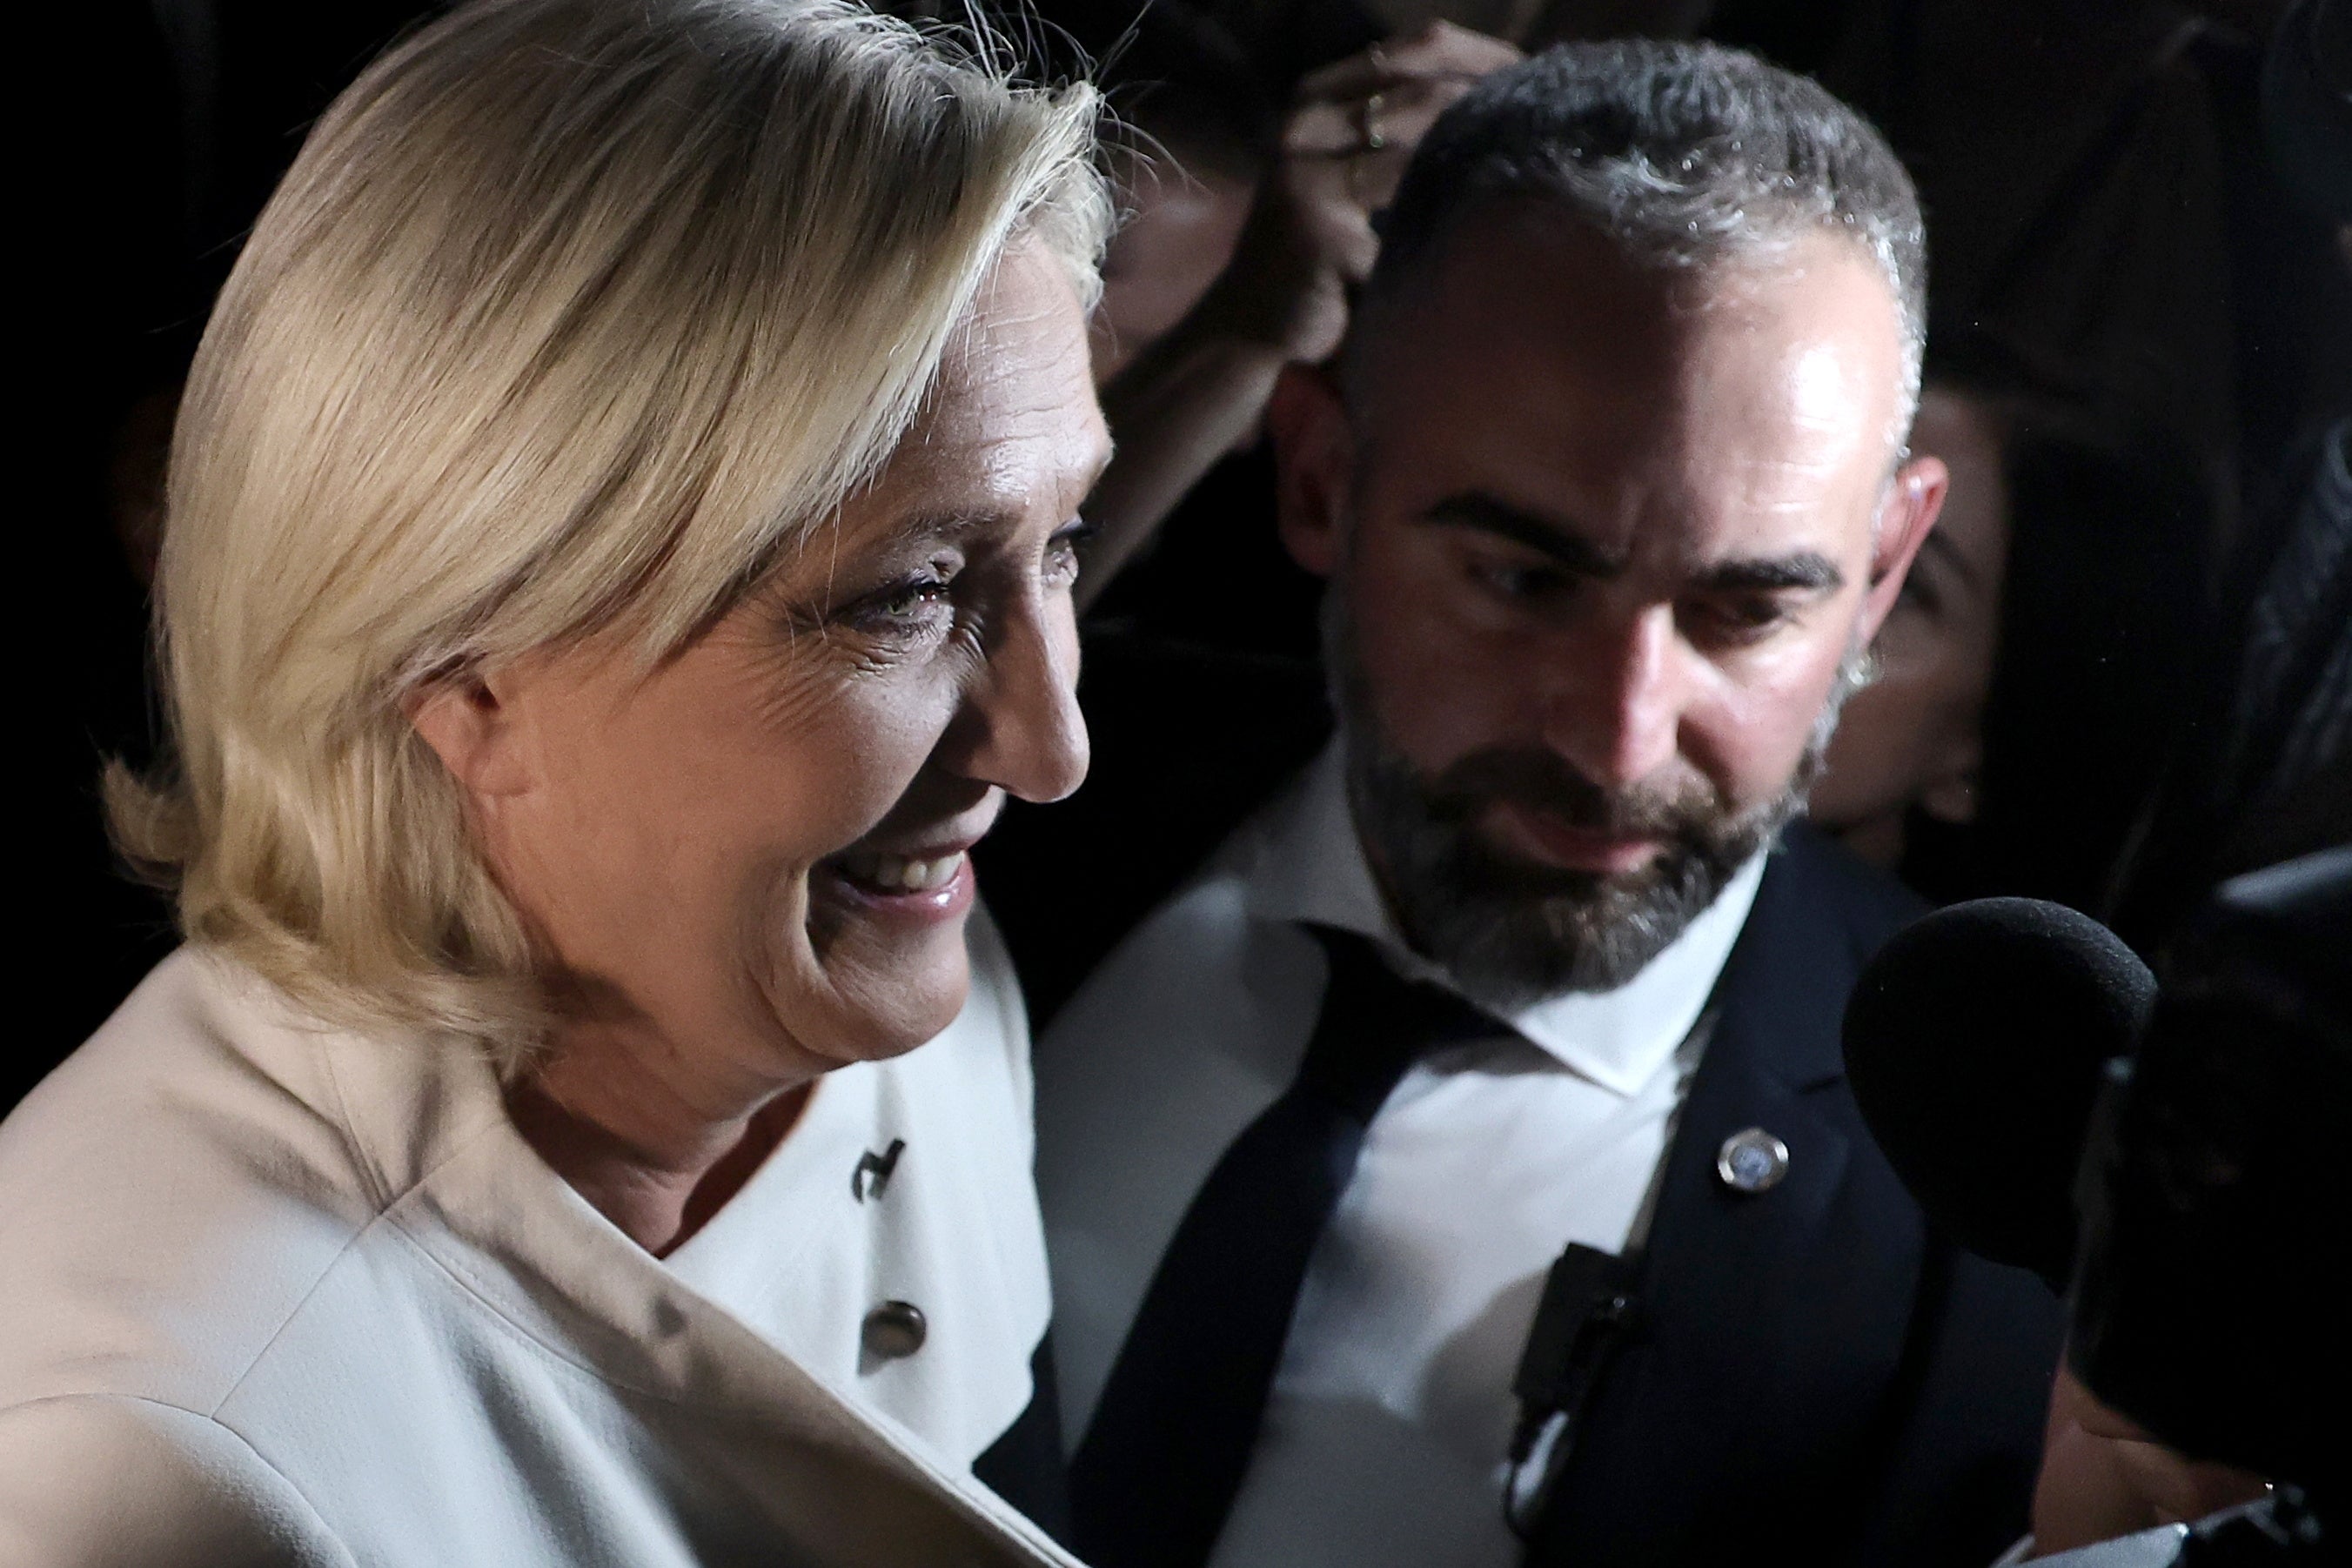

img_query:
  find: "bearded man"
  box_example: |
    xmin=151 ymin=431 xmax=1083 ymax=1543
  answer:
xmin=1012 ymin=40 xmax=2061 ymax=1568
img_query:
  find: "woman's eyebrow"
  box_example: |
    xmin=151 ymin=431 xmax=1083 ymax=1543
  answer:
xmin=890 ymin=509 xmax=1000 ymax=545
xmin=896 ymin=439 xmax=1114 ymax=540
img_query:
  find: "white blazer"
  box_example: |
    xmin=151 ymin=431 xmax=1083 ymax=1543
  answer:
xmin=0 ymin=914 xmax=1076 ymax=1568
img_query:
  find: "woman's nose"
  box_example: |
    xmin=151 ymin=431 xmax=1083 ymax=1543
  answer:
xmin=955 ymin=589 xmax=1090 ymax=805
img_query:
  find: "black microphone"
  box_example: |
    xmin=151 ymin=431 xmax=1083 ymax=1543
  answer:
xmin=1845 ymin=857 xmax=2351 ymax=1549
xmin=1840 ymin=897 xmax=2156 ymax=1289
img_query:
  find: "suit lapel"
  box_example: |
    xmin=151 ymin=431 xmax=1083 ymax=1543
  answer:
xmin=1524 ymin=831 xmax=1931 ymax=1564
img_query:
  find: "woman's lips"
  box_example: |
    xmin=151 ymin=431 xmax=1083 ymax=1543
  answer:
xmin=817 ymin=842 xmax=979 ymax=921
xmin=1486 ymin=800 xmax=1664 ymax=876
xmin=834 ymin=848 xmax=966 ymax=893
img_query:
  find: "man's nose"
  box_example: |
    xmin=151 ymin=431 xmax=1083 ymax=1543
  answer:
xmin=1542 ymin=604 xmax=1685 ymax=790
xmin=956 ymin=590 xmax=1090 ymax=805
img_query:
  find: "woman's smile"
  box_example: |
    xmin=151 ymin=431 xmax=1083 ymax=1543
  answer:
xmin=816 ymin=808 xmax=1001 ymax=926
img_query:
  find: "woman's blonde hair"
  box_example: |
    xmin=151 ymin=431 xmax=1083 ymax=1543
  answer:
xmin=110 ymin=0 xmax=1108 ymax=1062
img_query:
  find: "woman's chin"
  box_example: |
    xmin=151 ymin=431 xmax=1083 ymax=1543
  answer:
xmin=786 ymin=879 xmax=980 ymax=1062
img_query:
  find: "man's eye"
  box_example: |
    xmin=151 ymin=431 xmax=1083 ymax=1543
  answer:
xmin=1471 ymin=554 xmax=1569 ymax=601
xmin=1683 ymin=595 xmax=1793 ymax=644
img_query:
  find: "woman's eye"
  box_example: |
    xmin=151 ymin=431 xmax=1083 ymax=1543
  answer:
xmin=841 ymin=573 xmax=954 ymax=637
xmin=1894 ymin=568 xmax=1944 ymax=618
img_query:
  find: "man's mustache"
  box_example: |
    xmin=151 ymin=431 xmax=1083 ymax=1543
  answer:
xmin=1417 ymin=747 xmax=1725 ymax=846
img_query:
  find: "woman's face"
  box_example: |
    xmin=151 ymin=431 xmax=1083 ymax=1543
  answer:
xmin=439 ymin=245 xmax=1107 ymax=1082
xmin=1810 ymin=386 xmax=2013 ymax=864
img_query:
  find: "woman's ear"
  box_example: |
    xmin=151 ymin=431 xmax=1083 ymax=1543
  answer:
xmin=1919 ymin=761 xmax=1981 ymax=826
xmin=404 ymin=672 xmax=537 ymax=799
xmin=1919 ymin=747 xmax=1975 ymax=822
xmin=1268 ymin=362 xmax=1353 ymax=578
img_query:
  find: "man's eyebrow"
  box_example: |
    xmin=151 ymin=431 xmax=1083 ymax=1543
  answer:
xmin=1692 ymin=552 xmax=1846 ymax=594
xmin=1419 ymin=493 xmax=1625 ymax=577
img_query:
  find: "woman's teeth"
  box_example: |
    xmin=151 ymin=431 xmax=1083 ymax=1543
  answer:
xmin=845 ymin=851 xmax=964 ymax=894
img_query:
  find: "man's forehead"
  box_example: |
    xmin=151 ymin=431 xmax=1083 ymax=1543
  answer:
xmin=1350 ymin=209 xmax=1906 ymax=550
xmin=1357 ymin=207 xmax=1903 ymax=421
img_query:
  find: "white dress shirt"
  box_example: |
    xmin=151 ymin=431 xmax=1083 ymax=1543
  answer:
xmin=0 ymin=909 xmax=1071 ymax=1568
xmin=1035 ymin=741 xmax=1765 ymax=1568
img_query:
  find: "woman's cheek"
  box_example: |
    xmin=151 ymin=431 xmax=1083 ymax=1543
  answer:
xmin=854 ymin=649 xmax=972 ymax=765
xmin=789 ymin=661 xmax=968 ymax=852
xmin=750 ymin=648 xmax=928 ymax=808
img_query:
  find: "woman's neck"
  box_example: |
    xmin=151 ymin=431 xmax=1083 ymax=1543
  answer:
xmin=505 ymin=1022 xmax=815 ymax=1256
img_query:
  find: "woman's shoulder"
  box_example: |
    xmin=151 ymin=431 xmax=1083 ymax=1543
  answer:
xmin=0 ymin=950 xmax=399 ymax=1420
xmin=0 ymin=1391 xmax=354 ymax=1566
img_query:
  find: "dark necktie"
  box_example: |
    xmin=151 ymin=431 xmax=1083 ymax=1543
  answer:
xmin=1069 ymin=924 xmax=1506 ymax=1568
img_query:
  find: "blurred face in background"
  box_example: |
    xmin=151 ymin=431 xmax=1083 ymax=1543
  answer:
xmin=1273 ymin=205 xmax=1945 ymax=1001
xmin=1810 ymin=385 xmax=2013 ymax=867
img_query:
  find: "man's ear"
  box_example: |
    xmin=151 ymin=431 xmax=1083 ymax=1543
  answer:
xmin=404 ymin=669 xmax=538 ymax=800
xmin=1856 ymin=454 xmax=1950 ymax=646
xmin=1268 ymin=361 xmax=1353 ymax=578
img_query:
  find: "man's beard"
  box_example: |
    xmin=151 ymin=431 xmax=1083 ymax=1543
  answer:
xmin=1330 ymin=594 xmax=1873 ymax=1008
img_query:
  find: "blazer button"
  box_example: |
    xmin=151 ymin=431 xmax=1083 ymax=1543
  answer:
xmin=862 ymin=1300 xmax=928 ymax=1360
xmin=1716 ymin=1127 xmax=1790 ymax=1194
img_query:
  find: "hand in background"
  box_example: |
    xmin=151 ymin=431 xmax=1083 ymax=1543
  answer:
xmin=1196 ymin=23 xmax=1523 ymax=364
xmin=1080 ymin=23 xmax=1518 ymax=604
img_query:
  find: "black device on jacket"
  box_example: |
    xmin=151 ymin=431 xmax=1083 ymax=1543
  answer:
xmin=982 ymin=634 xmax=2062 ymax=1568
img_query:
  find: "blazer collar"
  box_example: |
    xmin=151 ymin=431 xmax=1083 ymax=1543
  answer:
xmin=1707 ymin=823 xmax=1874 ymax=1091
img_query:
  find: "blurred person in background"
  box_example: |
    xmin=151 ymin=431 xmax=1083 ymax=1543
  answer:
xmin=1082 ymin=0 xmax=1279 ymax=386
xmin=2106 ymin=0 xmax=2351 ymax=953
xmin=1816 ymin=0 xmax=2349 ymax=950
xmin=1185 ymin=0 xmax=2348 ymax=513
xmin=1 ymin=1 xmax=1111 ymax=1561
xmin=2106 ymin=413 xmax=2350 ymax=955
xmin=1809 ymin=337 xmax=2212 ymax=917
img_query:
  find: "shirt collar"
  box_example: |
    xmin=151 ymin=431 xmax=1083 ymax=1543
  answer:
xmin=1242 ymin=738 xmax=1767 ymax=1097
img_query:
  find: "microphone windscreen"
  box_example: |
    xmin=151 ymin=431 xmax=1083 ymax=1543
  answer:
xmin=1842 ymin=898 xmax=2156 ymax=1287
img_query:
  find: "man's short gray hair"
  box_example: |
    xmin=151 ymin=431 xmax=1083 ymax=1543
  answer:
xmin=1370 ymin=39 xmax=1927 ymax=432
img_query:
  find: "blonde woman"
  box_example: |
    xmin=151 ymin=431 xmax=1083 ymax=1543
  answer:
xmin=0 ymin=2 xmax=1109 ymax=1562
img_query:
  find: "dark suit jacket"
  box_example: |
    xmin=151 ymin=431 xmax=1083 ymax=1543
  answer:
xmin=1519 ymin=819 xmax=2063 ymax=1568
xmin=977 ymin=635 xmax=2061 ymax=1568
